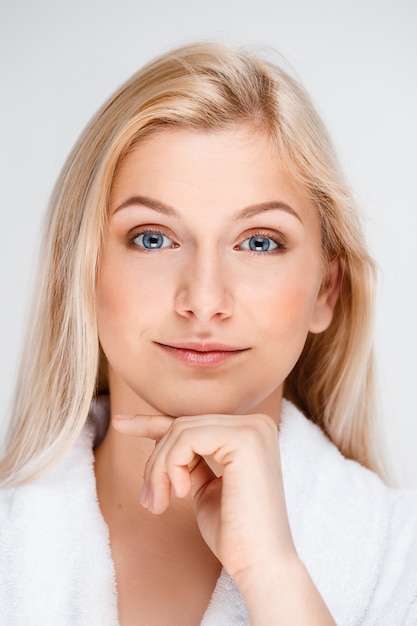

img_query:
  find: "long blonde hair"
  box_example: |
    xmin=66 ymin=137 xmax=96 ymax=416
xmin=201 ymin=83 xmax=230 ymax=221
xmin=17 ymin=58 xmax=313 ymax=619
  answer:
xmin=0 ymin=42 xmax=381 ymax=487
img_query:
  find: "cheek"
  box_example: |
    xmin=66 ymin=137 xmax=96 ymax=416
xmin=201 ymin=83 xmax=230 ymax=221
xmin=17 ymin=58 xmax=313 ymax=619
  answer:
xmin=243 ymin=262 xmax=322 ymax=340
xmin=96 ymin=251 xmax=172 ymax=332
xmin=250 ymin=282 xmax=320 ymax=390
xmin=284 ymin=282 xmax=321 ymax=322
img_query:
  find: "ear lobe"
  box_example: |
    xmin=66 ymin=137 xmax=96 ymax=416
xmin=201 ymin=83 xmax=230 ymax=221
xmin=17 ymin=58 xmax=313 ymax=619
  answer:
xmin=308 ymin=259 xmax=342 ymax=334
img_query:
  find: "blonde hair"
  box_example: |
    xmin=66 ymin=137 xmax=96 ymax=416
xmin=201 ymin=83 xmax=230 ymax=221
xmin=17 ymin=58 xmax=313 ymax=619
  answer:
xmin=0 ymin=42 xmax=381 ymax=487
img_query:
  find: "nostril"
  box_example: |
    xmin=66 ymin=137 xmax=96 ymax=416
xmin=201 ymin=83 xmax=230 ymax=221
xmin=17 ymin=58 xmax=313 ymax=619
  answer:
xmin=174 ymin=280 xmax=233 ymax=322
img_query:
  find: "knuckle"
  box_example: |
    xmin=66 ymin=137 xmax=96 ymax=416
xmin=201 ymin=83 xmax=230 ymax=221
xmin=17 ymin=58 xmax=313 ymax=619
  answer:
xmin=241 ymin=414 xmax=277 ymax=445
xmin=168 ymin=415 xmax=193 ymax=439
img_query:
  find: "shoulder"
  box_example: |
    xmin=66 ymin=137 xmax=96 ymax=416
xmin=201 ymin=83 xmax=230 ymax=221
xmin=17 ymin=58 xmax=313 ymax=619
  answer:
xmin=0 ymin=426 xmax=118 ymax=625
xmin=279 ymin=399 xmax=386 ymax=496
xmin=0 ymin=425 xmax=98 ymax=565
xmin=279 ymin=400 xmax=417 ymax=625
xmin=0 ymin=425 xmax=95 ymax=514
xmin=278 ymin=398 xmax=408 ymax=493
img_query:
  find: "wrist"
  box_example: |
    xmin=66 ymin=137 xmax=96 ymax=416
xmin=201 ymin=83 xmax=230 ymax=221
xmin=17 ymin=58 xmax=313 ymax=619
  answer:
xmin=233 ymin=550 xmax=302 ymax=602
xmin=233 ymin=555 xmax=335 ymax=626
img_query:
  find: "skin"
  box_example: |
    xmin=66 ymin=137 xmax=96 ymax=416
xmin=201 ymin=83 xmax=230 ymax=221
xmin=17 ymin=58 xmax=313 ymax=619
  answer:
xmin=94 ymin=126 xmax=339 ymax=625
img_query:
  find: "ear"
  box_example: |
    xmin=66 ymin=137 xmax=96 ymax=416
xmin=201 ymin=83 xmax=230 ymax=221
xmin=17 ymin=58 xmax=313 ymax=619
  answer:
xmin=308 ymin=259 xmax=342 ymax=334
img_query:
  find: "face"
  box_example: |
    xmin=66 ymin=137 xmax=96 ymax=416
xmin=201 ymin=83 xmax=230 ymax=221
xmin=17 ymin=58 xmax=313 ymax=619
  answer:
xmin=96 ymin=127 xmax=339 ymax=420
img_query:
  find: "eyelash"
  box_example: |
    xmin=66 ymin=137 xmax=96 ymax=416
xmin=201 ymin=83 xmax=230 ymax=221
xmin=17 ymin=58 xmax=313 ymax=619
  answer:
xmin=128 ymin=228 xmax=177 ymax=251
xmin=128 ymin=228 xmax=286 ymax=254
xmin=235 ymin=230 xmax=286 ymax=255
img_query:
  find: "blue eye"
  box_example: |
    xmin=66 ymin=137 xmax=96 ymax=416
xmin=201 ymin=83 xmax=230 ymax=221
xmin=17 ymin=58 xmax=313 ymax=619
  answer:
xmin=132 ymin=231 xmax=174 ymax=250
xmin=239 ymin=236 xmax=279 ymax=252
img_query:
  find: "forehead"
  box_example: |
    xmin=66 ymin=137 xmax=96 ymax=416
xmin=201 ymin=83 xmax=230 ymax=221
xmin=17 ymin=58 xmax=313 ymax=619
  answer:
xmin=110 ymin=127 xmax=315 ymax=223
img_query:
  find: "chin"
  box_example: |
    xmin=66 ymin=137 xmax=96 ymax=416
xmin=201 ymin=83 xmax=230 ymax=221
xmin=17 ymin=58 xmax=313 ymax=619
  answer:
xmin=145 ymin=387 xmax=270 ymax=418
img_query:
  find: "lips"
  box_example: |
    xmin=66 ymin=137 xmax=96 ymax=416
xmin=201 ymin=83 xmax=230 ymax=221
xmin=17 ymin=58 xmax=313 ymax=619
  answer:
xmin=154 ymin=341 xmax=249 ymax=367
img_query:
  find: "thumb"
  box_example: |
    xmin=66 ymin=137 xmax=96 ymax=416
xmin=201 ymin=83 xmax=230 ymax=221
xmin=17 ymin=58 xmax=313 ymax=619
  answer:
xmin=112 ymin=413 xmax=175 ymax=441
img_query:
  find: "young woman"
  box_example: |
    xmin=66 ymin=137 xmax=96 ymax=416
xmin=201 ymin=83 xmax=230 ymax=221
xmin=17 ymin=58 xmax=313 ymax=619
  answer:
xmin=1 ymin=42 xmax=416 ymax=626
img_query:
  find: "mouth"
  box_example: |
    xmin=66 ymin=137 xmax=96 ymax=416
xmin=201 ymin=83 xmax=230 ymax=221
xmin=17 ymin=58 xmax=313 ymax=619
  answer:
xmin=154 ymin=341 xmax=250 ymax=367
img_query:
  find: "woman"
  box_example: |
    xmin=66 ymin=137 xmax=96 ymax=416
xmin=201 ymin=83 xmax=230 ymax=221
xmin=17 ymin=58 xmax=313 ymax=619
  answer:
xmin=1 ymin=42 xmax=416 ymax=625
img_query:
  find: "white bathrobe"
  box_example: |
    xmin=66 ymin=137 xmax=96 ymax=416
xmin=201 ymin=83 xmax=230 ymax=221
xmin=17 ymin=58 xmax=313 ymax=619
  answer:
xmin=1 ymin=400 xmax=417 ymax=625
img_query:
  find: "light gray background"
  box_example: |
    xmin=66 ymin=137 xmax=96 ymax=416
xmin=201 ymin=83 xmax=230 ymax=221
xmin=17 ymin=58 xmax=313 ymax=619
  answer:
xmin=0 ymin=0 xmax=416 ymax=486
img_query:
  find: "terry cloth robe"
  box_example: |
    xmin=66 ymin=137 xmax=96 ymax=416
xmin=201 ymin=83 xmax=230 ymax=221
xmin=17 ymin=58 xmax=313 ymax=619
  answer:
xmin=1 ymin=400 xmax=417 ymax=625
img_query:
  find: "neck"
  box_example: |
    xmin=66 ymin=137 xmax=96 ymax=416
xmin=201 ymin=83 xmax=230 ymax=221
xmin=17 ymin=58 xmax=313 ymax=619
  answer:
xmin=94 ymin=382 xmax=283 ymax=530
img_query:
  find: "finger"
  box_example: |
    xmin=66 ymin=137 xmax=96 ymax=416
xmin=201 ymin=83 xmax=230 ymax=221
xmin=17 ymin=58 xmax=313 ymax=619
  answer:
xmin=147 ymin=451 xmax=216 ymax=514
xmin=144 ymin=425 xmax=218 ymax=513
xmin=112 ymin=413 xmax=175 ymax=441
xmin=169 ymin=452 xmax=216 ymax=500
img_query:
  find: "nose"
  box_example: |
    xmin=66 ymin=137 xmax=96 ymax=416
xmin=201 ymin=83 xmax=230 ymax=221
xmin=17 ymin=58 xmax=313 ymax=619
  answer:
xmin=174 ymin=247 xmax=233 ymax=323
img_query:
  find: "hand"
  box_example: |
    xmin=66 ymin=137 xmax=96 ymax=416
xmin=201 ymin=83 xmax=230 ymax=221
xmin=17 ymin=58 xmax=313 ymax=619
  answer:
xmin=112 ymin=411 xmax=336 ymax=625
xmin=112 ymin=412 xmax=295 ymax=586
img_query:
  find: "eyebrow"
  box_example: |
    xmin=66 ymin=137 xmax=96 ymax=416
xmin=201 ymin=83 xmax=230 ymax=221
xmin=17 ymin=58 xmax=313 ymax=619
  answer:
xmin=113 ymin=195 xmax=302 ymax=223
xmin=113 ymin=196 xmax=180 ymax=217
xmin=234 ymin=201 xmax=302 ymax=223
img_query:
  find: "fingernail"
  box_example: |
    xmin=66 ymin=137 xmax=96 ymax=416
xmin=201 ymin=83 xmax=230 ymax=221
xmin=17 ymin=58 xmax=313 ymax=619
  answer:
xmin=139 ymin=483 xmax=148 ymax=507
xmin=147 ymin=488 xmax=153 ymax=512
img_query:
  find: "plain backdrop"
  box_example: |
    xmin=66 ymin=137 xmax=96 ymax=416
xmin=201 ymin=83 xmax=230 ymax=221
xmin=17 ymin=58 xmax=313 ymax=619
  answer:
xmin=0 ymin=0 xmax=416 ymax=486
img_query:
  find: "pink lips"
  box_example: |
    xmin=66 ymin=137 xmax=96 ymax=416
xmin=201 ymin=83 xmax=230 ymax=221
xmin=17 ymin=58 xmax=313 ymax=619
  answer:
xmin=155 ymin=341 xmax=249 ymax=367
